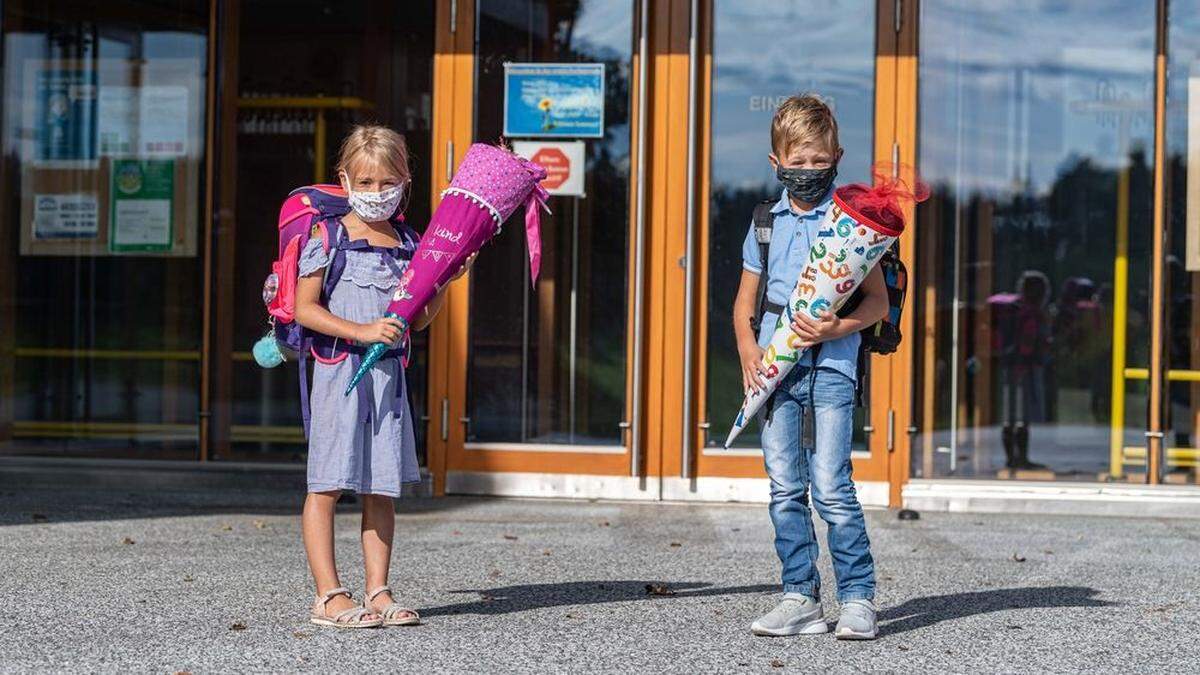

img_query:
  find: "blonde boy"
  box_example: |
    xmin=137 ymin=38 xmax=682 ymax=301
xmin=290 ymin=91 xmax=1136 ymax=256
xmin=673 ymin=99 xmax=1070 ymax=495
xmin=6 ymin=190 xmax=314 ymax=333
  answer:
xmin=732 ymin=94 xmax=888 ymax=639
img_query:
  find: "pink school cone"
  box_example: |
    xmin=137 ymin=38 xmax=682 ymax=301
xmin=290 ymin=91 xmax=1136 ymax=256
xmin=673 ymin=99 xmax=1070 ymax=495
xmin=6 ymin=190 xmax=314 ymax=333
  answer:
xmin=345 ymin=143 xmax=550 ymax=395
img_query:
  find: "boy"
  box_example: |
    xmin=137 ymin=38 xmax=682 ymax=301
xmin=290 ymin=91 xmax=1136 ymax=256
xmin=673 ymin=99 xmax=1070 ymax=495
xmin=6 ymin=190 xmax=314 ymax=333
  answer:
xmin=732 ymin=94 xmax=888 ymax=640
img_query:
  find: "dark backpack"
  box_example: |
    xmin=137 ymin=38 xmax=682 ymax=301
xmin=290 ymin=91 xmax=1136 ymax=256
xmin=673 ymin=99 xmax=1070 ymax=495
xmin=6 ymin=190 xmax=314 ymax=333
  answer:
xmin=749 ymin=199 xmax=907 ymax=401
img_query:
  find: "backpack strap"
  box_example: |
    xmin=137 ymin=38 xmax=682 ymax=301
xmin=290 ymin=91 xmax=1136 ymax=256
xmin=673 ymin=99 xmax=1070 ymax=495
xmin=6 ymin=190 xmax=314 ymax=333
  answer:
xmin=320 ymin=219 xmax=348 ymax=303
xmin=854 ymin=343 xmax=866 ymax=407
xmin=750 ymin=200 xmax=779 ymax=334
xmin=298 ymin=218 xmax=345 ymax=439
xmin=299 ymin=334 xmax=313 ymax=438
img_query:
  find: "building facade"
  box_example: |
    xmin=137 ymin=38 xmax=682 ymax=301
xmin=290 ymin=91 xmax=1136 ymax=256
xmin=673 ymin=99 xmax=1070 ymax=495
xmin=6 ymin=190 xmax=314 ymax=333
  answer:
xmin=2 ymin=0 xmax=1197 ymax=508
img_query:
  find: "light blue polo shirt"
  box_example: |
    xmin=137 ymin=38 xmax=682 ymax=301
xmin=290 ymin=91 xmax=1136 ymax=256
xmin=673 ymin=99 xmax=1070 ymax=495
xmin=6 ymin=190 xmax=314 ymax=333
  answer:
xmin=741 ymin=187 xmax=860 ymax=380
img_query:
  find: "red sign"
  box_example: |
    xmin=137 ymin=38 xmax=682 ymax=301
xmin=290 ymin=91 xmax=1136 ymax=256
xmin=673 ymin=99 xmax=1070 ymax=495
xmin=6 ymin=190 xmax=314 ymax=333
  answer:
xmin=531 ymin=147 xmax=570 ymax=190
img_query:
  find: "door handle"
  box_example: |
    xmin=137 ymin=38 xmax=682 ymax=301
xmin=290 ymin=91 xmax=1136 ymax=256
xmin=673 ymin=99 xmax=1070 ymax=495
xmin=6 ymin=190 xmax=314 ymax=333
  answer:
xmin=440 ymin=398 xmax=449 ymax=442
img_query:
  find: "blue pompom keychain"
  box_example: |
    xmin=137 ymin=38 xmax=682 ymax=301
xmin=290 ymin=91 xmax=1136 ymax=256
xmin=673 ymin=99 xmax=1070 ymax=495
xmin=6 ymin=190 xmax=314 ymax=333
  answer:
xmin=253 ymin=331 xmax=286 ymax=368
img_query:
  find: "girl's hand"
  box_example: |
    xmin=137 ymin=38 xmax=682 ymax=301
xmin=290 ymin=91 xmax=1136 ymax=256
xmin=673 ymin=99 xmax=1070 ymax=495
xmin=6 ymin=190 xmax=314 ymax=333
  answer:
xmin=791 ymin=310 xmax=842 ymax=349
xmin=356 ymin=317 xmax=405 ymax=347
xmin=738 ymin=341 xmax=768 ymax=394
xmin=451 ymin=252 xmax=479 ymax=281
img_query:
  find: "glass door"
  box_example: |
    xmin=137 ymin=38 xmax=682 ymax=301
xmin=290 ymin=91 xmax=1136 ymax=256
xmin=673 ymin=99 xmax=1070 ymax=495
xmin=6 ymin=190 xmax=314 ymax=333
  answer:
xmin=0 ymin=0 xmax=209 ymax=459
xmin=912 ymin=0 xmax=1157 ymax=482
xmin=223 ymin=0 xmax=435 ymax=461
xmin=442 ymin=0 xmax=635 ymax=483
xmin=696 ymin=0 xmax=892 ymax=489
xmin=1162 ymin=0 xmax=1200 ymax=484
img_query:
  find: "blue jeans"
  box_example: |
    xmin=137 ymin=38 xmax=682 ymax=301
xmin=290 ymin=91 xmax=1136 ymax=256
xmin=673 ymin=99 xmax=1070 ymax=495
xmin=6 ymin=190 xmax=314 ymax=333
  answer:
xmin=759 ymin=365 xmax=875 ymax=602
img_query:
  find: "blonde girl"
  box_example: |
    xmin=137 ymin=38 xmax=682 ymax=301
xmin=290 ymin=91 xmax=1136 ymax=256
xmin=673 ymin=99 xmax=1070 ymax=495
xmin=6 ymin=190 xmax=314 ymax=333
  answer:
xmin=294 ymin=125 xmax=464 ymax=628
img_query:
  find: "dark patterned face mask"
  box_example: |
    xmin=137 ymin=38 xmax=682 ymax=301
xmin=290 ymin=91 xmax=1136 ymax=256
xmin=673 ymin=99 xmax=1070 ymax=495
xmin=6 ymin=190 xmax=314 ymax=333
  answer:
xmin=776 ymin=165 xmax=837 ymax=203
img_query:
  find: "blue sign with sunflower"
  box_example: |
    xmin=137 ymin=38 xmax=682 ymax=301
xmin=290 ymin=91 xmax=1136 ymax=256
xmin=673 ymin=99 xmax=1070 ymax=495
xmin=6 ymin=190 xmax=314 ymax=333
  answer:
xmin=503 ymin=63 xmax=605 ymax=139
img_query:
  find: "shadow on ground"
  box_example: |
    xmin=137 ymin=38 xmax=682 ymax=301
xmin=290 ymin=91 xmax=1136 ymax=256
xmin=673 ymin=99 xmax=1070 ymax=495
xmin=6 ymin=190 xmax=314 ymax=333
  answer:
xmin=879 ymin=586 xmax=1113 ymax=636
xmin=422 ymin=581 xmax=778 ymax=616
xmin=0 ymin=481 xmax=481 ymax=526
xmin=423 ymin=582 xmax=1112 ymax=638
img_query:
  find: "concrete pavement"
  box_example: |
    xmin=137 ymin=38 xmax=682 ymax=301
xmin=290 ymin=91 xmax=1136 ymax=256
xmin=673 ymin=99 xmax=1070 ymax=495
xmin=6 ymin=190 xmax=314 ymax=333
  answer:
xmin=1 ymin=476 xmax=1198 ymax=673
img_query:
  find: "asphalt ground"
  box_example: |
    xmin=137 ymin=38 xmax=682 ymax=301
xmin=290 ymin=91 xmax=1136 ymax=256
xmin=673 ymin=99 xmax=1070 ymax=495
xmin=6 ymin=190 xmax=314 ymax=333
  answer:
xmin=1 ymin=478 xmax=1198 ymax=673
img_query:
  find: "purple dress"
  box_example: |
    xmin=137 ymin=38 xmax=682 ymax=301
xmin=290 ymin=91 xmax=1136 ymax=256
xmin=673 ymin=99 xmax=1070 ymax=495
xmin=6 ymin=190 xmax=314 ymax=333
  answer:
xmin=298 ymin=226 xmax=421 ymax=496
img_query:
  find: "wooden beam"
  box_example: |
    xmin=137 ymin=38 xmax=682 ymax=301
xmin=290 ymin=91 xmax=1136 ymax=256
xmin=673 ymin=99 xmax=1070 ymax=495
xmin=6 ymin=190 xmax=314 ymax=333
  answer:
xmin=429 ymin=0 xmax=476 ymax=494
xmin=887 ymin=0 xmax=919 ymax=506
xmin=1147 ymin=0 xmax=1169 ymax=483
xmin=649 ymin=0 xmax=691 ymax=480
xmin=205 ymin=0 xmax=240 ymax=461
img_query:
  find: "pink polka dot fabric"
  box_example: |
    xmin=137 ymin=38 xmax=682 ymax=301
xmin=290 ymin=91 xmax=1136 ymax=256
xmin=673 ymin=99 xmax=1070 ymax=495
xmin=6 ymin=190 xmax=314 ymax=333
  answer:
xmin=450 ymin=143 xmax=548 ymax=222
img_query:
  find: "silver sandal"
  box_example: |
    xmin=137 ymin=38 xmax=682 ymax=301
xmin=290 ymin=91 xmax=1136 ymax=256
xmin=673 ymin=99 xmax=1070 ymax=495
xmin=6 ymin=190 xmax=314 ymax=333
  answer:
xmin=367 ymin=585 xmax=422 ymax=626
xmin=310 ymin=587 xmax=384 ymax=629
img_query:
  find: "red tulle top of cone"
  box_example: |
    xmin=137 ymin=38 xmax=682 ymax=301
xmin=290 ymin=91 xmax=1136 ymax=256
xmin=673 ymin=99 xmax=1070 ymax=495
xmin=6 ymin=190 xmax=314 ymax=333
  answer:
xmin=833 ymin=162 xmax=929 ymax=236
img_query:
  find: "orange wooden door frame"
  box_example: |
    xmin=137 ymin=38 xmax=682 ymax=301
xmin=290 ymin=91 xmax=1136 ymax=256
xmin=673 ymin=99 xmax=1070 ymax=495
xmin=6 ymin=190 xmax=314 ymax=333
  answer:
xmin=425 ymin=0 xmax=473 ymax=495
xmin=887 ymin=0 xmax=919 ymax=507
xmin=427 ymin=0 xmax=647 ymax=492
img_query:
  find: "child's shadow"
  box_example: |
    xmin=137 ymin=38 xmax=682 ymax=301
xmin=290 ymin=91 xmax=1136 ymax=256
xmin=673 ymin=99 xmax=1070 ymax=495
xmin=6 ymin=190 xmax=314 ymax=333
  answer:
xmin=421 ymin=580 xmax=776 ymax=617
xmin=880 ymin=586 xmax=1112 ymax=636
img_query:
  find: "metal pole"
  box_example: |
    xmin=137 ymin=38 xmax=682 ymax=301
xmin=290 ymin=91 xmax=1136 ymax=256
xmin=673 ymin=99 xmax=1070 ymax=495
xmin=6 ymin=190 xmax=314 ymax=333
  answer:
xmin=629 ymin=0 xmax=649 ymax=476
xmin=948 ymin=32 xmax=965 ymax=473
xmin=522 ymin=259 xmax=530 ymax=442
xmin=680 ymin=0 xmax=700 ymax=480
xmin=1109 ymin=119 xmax=1131 ymax=479
xmin=570 ymin=197 xmax=579 ymax=443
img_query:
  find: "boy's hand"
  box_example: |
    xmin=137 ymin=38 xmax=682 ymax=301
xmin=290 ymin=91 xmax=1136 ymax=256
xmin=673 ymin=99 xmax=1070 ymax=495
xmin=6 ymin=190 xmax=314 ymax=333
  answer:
xmin=791 ymin=310 xmax=842 ymax=349
xmin=738 ymin=341 xmax=768 ymax=394
xmin=356 ymin=317 xmax=406 ymax=347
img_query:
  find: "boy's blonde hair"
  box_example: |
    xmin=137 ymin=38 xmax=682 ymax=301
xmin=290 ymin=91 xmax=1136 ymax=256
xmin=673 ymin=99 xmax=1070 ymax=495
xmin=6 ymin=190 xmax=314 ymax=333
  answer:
xmin=335 ymin=124 xmax=411 ymax=181
xmin=770 ymin=94 xmax=839 ymax=157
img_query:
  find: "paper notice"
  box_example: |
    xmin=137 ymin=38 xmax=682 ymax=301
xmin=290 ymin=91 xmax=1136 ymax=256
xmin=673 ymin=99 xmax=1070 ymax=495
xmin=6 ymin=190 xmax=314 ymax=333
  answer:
xmin=110 ymin=159 xmax=174 ymax=252
xmin=32 ymin=193 xmax=100 ymax=239
xmin=139 ymin=85 xmax=189 ymax=156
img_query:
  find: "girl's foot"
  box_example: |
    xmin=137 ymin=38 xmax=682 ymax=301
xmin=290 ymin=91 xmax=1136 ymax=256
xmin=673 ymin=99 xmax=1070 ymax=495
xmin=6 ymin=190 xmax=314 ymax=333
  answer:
xmin=310 ymin=587 xmax=383 ymax=629
xmin=366 ymin=585 xmax=421 ymax=626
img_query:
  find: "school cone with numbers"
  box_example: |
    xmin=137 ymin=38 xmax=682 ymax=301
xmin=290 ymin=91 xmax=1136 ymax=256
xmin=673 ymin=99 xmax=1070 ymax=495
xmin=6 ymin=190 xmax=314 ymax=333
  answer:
xmin=345 ymin=143 xmax=550 ymax=395
xmin=724 ymin=164 xmax=927 ymax=447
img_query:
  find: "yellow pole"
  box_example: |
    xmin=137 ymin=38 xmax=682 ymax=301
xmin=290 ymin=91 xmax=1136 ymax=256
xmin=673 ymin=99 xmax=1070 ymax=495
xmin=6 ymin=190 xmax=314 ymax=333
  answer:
xmin=1110 ymin=161 xmax=1130 ymax=480
xmin=314 ymin=109 xmax=327 ymax=184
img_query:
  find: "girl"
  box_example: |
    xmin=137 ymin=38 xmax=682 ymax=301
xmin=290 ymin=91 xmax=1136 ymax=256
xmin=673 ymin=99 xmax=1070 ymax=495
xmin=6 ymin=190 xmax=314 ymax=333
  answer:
xmin=294 ymin=125 xmax=465 ymax=628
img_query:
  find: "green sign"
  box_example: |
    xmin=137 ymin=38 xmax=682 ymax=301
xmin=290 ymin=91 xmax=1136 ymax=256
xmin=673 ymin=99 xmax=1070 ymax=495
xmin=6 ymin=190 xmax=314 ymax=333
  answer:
xmin=109 ymin=159 xmax=173 ymax=253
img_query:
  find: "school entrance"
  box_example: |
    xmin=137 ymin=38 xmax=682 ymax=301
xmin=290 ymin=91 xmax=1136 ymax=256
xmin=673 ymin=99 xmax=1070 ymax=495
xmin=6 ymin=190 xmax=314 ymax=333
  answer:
xmin=2 ymin=1 xmax=1195 ymax=506
xmin=426 ymin=0 xmax=911 ymax=504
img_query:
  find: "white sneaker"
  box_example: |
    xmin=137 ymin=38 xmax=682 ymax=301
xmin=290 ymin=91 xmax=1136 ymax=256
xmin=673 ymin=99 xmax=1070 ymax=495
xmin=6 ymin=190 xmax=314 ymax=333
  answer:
xmin=750 ymin=596 xmax=828 ymax=637
xmin=834 ymin=599 xmax=877 ymax=640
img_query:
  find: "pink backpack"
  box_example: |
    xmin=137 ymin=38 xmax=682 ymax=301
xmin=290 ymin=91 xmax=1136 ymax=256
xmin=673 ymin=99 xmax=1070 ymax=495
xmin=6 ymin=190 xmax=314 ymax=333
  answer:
xmin=260 ymin=184 xmax=348 ymax=355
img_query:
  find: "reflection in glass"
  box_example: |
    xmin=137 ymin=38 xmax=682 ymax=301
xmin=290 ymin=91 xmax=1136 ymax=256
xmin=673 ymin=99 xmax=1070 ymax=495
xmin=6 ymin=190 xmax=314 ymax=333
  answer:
xmin=704 ymin=0 xmax=875 ymax=449
xmin=1 ymin=1 xmax=208 ymax=459
xmin=913 ymin=0 xmax=1155 ymax=481
xmin=1165 ymin=0 xmax=1200 ymax=484
xmin=230 ymin=1 xmax=435 ymax=461
xmin=467 ymin=0 xmax=631 ymax=444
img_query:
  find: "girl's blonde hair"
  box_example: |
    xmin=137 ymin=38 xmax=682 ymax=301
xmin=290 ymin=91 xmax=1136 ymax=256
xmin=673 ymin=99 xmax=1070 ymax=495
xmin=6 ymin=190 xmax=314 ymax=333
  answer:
xmin=335 ymin=124 xmax=412 ymax=182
